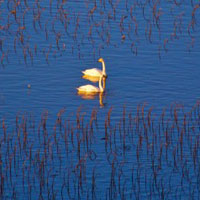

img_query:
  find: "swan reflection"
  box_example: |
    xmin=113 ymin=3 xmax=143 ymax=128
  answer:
xmin=82 ymin=75 xmax=100 ymax=83
xmin=78 ymin=91 xmax=105 ymax=107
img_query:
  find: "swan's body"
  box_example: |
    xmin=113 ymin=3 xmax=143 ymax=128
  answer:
xmin=82 ymin=58 xmax=107 ymax=77
xmin=77 ymin=75 xmax=104 ymax=94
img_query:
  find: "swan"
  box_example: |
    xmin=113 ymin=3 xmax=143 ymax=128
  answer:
xmin=82 ymin=58 xmax=107 ymax=78
xmin=77 ymin=75 xmax=104 ymax=94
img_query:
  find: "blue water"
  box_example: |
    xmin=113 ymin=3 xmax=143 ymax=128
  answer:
xmin=0 ymin=0 xmax=200 ymax=199
xmin=0 ymin=1 xmax=199 ymax=117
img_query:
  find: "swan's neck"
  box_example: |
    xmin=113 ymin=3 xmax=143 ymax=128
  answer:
xmin=101 ymin=61 xmax=106 ymax=75
xmin=99 ymin=76 xmax=104 ymax=92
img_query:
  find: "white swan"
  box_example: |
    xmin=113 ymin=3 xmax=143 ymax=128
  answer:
xmin=82 ymin=58 xmax=107 ymax=77
xmin=77 ymin=75 xmax=104 ymax=94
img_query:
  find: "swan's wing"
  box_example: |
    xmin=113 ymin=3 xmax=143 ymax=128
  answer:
xmin=82 ymin=68 xmax=102 ymax=77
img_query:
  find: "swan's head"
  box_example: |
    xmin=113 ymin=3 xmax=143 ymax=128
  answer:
xmin=98 ymin=58 xmax=104 ymax=63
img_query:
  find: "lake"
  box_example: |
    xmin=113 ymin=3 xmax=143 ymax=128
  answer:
xmin=0 ymin=0 xmax=200 ymax=199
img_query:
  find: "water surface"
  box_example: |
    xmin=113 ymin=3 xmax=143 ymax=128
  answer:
xmin=0 ymin=0 xmax=200 ymax=199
